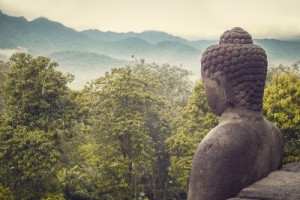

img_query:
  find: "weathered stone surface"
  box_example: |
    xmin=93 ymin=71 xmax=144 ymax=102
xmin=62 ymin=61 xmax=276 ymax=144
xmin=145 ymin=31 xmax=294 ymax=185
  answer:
xmin=187 ymin=27 xmax=284 ymax=200
xmin=201 ymin=27 xmax=267 ymax=112
xmin=283 ymin=161 xmax=300 ymax=172
xmin=228 ymin=163 xmax=300 ymax=200
xmin=228 ymin=198 xmax=259 ymax=200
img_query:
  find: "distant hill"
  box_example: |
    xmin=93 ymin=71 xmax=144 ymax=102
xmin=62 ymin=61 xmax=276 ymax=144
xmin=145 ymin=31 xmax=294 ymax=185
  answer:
xmin=82 ymin=29 xmax=187 ymax=44
xmin=1 ymin=10 xmax=300 ymax=88
xmin=0 ymin=11 xmax=97 ymax=54
xmin=102 ymin=37 xmax=154 ymax=59
xmin=142 ymin=41 xmax=200 ymax=64
xmin=254 ymin=39 xmax=300 ymax=65
xmin=49 ymin=50 xmax=131 ymax=88
xmin=50 ymin=50 xmax=129 ymax=68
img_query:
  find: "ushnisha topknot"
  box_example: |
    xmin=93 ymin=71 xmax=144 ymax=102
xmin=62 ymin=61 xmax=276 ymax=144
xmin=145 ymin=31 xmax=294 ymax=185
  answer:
xmin=201 ymin=27 xmax=268 ymax=111
xmin=219 ymin=27 xmax=253 ymax=44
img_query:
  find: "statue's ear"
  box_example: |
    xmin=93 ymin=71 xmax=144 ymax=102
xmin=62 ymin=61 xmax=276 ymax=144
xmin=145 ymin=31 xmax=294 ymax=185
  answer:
xmin=214 ymin=72 xmax=225 ymax=87
xmin=214 ymin=72 xmax=236 ymax=106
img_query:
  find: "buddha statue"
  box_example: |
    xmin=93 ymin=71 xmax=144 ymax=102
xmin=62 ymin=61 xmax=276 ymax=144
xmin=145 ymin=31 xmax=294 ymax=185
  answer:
xmin=187 ymin=27 xmax=284 ymax=200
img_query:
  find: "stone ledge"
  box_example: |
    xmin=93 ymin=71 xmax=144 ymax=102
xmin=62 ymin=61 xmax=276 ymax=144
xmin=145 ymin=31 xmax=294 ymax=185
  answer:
xmin=228 ymin=162 xmax=300 ymax=200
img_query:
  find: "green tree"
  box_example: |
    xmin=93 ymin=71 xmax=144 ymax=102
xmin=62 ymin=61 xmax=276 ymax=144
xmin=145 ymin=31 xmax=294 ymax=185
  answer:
xmin=60 ymin=62 xmax=192 ymax=200
xmin=266 ymin=62 xmax=299 ymax=84
xmin=0 ymin=60 xmax=9 ymax=114
xmin=0 ymin=125 xmax=61 ymax=199
xmin=0 ymin=184 xmax=14 ymax=200
xmin=90 ymin=67 xmax=172 ymax=199
xmin=132 ymin=61 xmax=193 ymax=199
xmin=61 ymin=66 xmax=175 ymax=199
xmin=0 ymin=53 xmax=76 ymax=199
xmin=2 ymin=53 xmax=75 ymax=131
xmin=41 ymin=193 xmax=64 ymax=200
xmin=264 ymin=67 xmax=300 ymax=163
xmin=166 ymin=81 xmax=218 ymax=197
xmin=132 ymin=61 xmax=192 ymax=110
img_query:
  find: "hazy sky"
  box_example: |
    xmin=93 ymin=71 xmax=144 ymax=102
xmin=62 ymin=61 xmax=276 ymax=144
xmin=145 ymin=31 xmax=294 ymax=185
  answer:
xmin=1 ymin=0 xmax=300 ymax=40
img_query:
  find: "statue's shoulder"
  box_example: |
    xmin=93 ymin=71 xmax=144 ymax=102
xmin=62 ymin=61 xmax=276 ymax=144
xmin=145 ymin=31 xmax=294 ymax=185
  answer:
xmin=189 ymin=123 xmax=258 ymax=199
xmin=194 ymin=122 xmax=257 ymax=172
xmin=200 ymin=122 xmax=253 ymax=149
xmin=263 ymin=119 xmax=282 ymax=136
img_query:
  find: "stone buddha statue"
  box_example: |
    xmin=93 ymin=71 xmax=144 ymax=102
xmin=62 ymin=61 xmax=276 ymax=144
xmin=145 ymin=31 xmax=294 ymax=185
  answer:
xmin=187 ymin=27 xmax=284 ymax=200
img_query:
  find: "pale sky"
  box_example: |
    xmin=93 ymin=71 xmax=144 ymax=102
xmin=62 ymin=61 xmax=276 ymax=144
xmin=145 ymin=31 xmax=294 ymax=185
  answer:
xmin=1 ymin=0 xmax=300 ymax=40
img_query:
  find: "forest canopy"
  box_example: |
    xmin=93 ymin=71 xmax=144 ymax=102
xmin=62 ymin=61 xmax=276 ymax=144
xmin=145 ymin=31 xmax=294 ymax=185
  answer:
xmin=0 ymin=53 xmax=299 ymax=200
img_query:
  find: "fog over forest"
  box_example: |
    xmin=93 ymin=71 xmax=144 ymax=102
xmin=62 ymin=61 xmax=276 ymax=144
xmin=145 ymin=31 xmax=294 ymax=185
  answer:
xmin=1 ymin=11 xmax=300 ymax=88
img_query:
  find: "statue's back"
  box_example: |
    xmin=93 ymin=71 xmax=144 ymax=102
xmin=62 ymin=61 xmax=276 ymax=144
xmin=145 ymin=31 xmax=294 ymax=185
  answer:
xmin=188 ymin=27 xmax=284 ymax=200
xmin=188 ymin=116 xmax=283 ymax=200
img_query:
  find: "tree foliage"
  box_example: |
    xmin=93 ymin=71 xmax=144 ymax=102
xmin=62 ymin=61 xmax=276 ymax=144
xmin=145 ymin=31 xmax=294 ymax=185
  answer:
xmin=0 ymin=184 xmax=14 ymax=200
xmin=0 ymin=53 xmax=77 ymax=199
xmin=0 ymin=124 xmax=61 ymax=199
xmin=264 ymin=65 xmax=300 ymax=163
xmin=166 ymin=81 xmax=218 ymax=196
xmin=58 ymin=61 xmax=193 ymax=199
xmin=41 ymin=194 xmax=64 ymax=200
xmin=67 ymin=67 xmax=171 ymax=199
xmin=132 ymin=61 xmax=192 ymax=109
xmin=0 ymin=60 xmax=9 ymax=114
xmin=2 ymin=53 xmax=75 ymax=131
xmin=1 ymin=53 xmax=299 ymax=199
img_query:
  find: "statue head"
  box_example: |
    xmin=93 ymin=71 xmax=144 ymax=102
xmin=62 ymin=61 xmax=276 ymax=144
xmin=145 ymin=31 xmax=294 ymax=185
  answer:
xmin=201 ymin=27 xmax=268 ymax=115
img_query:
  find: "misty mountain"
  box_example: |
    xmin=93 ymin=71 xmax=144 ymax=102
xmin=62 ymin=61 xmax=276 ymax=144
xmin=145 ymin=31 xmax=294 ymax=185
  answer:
xmin=102 ymin=37 xmax=153 ymax=59
xmin=254 ymin=39 xmax=300 ymax=65
xmin=1 ymin=10 xmax=300 ymax=88
xmin=82 ymin=29 xmax=187 ymax=44
xmin=188 ymin=40 xmax=217 ymax=50
xmin=142 ymin=41 xmax=200 ymax=64
xmin=0 ymin=11 xmax=98 ymax=54
xmin=50 ymin=50 xmax=129 ymax=68
xmin=49 ymin=50 xmax=131 ymax=88
xmin=0 ymin=11 xmax=202 ymax=62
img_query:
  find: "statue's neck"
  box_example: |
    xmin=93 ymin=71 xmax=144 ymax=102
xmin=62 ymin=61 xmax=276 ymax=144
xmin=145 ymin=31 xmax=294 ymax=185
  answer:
xmin=219 ymin=106 xmax=263 ymax=124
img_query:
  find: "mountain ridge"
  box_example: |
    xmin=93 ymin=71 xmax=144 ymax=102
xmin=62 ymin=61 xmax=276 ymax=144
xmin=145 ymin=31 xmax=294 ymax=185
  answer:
xmin=0 ymin=11 xmax=300 ymax=88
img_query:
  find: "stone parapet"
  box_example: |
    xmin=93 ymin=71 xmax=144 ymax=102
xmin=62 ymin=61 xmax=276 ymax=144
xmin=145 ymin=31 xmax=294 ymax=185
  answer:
xmin=228 ymin=162 xmax=300 ymax=200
